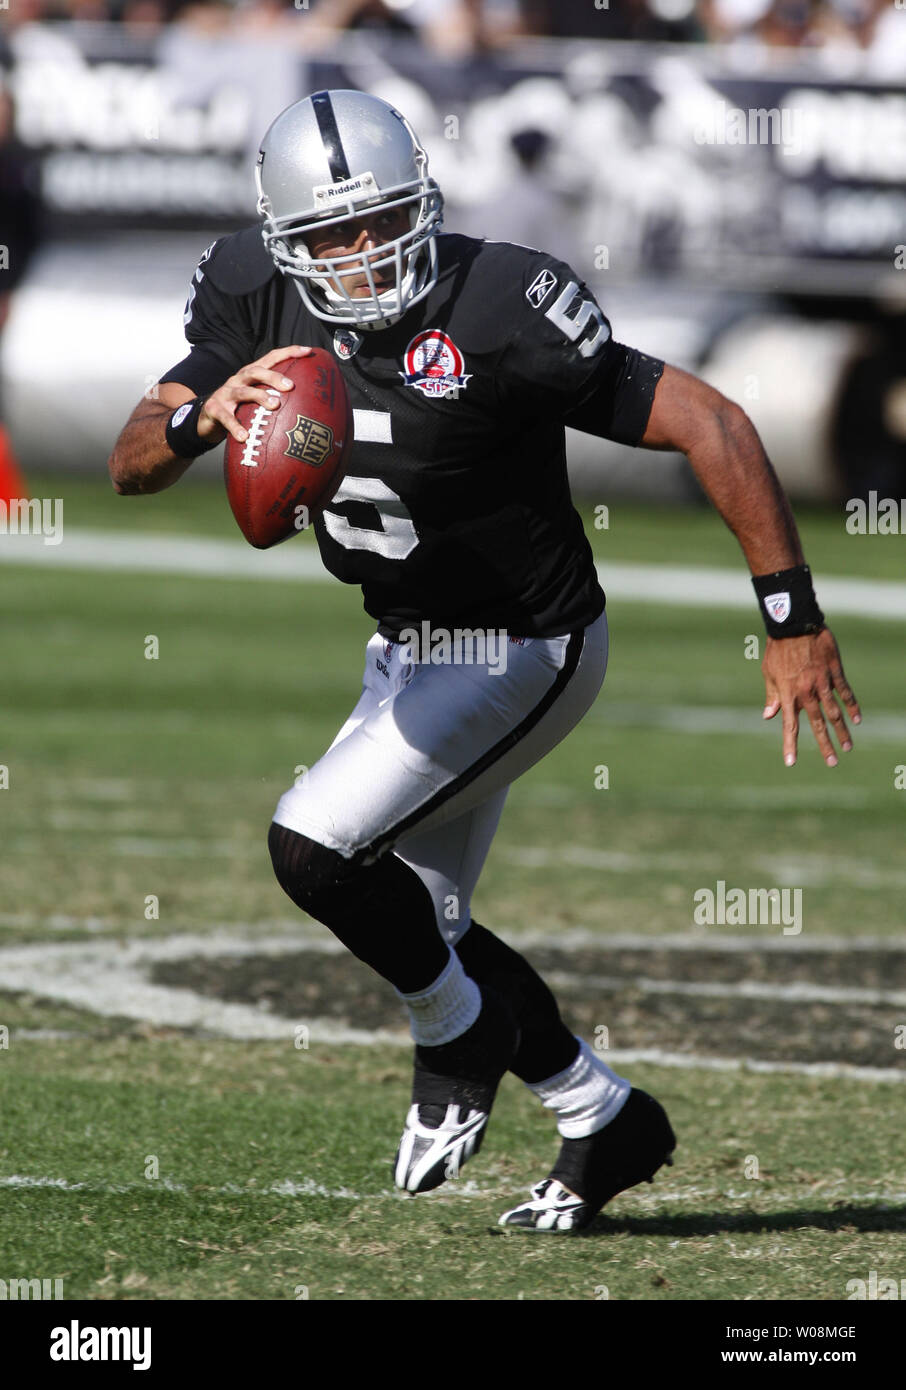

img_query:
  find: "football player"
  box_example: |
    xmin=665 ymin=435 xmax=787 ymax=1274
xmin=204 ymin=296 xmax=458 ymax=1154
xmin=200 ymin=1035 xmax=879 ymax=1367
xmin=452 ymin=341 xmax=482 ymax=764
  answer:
xmin=108 ymin=89 xmax=860 ymax=1234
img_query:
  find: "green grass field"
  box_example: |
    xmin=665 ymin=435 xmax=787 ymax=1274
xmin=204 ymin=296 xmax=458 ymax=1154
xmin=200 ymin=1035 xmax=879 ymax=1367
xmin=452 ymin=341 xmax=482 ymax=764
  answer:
xmin=1 ymin=472 xmax=904 ymax=1301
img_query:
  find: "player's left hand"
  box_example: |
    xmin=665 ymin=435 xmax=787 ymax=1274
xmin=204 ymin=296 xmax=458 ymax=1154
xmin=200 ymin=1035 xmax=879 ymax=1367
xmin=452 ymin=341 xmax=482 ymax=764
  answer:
xmin=761 ymin=627 xmax=861 ymax=768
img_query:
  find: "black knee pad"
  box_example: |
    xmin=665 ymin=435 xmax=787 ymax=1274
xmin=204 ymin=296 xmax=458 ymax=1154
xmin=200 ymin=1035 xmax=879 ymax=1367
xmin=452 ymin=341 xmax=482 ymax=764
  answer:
xmin=267 ymin=821 xmax=448 ymax=992
xmin=267 ymin=822 xmax=358 ymax=917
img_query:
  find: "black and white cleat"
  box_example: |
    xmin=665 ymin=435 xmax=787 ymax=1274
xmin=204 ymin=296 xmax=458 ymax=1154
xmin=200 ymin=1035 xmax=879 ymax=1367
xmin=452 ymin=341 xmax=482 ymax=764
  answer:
xmin=394 ymin=990 xmax=519 ymax=1195
xmin=394 ymin=1101 xmax=490 ymax=1194
xmin=499 ymin=1088 xmax=676 ymax=1233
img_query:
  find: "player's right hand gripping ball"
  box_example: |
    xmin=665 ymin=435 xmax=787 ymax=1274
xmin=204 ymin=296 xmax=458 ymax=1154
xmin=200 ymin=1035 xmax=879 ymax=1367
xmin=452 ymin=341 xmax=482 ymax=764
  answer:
xmin=224 ymin=349 xmax=352 ymax=549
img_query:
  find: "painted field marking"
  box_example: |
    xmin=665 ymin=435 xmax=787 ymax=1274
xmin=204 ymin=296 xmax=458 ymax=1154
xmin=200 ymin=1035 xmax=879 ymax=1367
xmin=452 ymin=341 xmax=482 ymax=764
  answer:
xmin=3 ymin=529 xmax=905 ymax=620
xmin=545 ymin=969 xmax=906 ymax=1008
xmin=4 ymin=919 xmax=906 ymax=953
xmin=0 ymin=934 xmax=407 ymax=1044
xmin=502 ymin=844 xmax=906 ymax=890
xmin=1 ymin=933 xmax=905 ymax=1080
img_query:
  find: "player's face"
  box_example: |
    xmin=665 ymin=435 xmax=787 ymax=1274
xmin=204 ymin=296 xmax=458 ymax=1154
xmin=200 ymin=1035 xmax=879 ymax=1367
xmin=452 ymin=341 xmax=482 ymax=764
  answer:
xmin=305 ymin=206 xmax=412 ymax=298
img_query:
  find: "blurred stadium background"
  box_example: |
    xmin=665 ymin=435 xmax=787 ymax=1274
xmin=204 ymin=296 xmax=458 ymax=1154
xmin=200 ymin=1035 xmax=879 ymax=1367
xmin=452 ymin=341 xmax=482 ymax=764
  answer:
xmin=3 ymin=0 xmax=906 ymax=500
xmin=2 ymin=1 xmax=905 ymax=1305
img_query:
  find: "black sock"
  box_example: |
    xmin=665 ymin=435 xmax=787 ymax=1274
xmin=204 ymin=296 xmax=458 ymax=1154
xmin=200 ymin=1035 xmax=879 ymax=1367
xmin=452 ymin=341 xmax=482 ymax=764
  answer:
xmin=455 ymin=921 xmax=578 ymax=1084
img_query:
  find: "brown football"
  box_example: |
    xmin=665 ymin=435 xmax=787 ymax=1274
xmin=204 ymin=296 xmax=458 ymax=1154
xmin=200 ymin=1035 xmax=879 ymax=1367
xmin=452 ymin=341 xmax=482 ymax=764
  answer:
xmin=224 ymin=349 xmax=352 ymax=549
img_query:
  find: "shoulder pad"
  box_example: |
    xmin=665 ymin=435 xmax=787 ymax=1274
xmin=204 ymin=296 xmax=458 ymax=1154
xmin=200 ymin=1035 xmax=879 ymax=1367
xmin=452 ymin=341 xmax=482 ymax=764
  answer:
xmin=435 ymin=237 xmax=580 ymax=357
xmin=202 ymin=226 xmax=278 ymax=297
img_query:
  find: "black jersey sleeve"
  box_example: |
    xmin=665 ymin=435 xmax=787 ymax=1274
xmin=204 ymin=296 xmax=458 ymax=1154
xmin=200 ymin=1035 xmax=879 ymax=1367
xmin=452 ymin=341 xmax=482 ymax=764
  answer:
xmin=158 ymin=238 xmax=259 ymax=397
xmin=496 ymin=249 xmax=665 ymax=445
xmin=561 ymin=343 xmax=665 ymax=446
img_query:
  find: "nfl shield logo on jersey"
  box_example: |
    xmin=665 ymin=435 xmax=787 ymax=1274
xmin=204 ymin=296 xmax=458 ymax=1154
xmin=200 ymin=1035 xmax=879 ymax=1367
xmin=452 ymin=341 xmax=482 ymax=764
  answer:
xmin=333 ymin=329 xmax=362 ymax=360
xmin=764 ymin=591 xmax=791 ymax=624
xmin=399 ymin=330 xmax=472 ymax=397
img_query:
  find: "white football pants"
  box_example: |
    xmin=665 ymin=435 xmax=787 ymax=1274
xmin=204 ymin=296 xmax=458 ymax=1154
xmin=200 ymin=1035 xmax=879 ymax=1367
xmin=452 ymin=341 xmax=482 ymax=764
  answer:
xmin=273 ymin=610 xmax=608 ymax=947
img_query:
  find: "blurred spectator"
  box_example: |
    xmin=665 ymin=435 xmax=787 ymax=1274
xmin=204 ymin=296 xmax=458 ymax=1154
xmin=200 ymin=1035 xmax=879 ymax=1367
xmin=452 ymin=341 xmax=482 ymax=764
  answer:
xmin=456 ymin=125 xmax=582 ymax=258
xmin=309 ymin=0 xmax=420 ymax=36
xmin=169 ymin=0 xmax=234 ymax=34
xmin=697 ymin=0 xmax=771 ymax=43
xmin=536 ymin=0 xmax=704 ymax=42
xmin=0 ymin=81 xmax=42 ymax=490
xmin=0 ymin=0 xmax=903 ymax=63
xmin=864 ymin=0 xmax=906 ymax=77
xmin=0 ymin=85 xmax=42 ymax=331
xmin=116 ymin=0 xmax=183 ymax=32
xmin=754 ymin=0 xmax=819 ymax=46
xmin=305 ymin=0 xmax=492 ymax=56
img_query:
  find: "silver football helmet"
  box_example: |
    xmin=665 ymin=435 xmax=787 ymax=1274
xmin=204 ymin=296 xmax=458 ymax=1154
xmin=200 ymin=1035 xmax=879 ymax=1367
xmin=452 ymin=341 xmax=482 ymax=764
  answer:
xmin=256 ymin=89 xmax=444 ymax=331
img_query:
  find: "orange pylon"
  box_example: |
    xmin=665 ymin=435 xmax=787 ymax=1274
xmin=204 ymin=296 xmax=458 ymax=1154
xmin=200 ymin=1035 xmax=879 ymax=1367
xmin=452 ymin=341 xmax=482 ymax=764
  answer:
xmin=0 ymin=424 xmax=28 ymax=503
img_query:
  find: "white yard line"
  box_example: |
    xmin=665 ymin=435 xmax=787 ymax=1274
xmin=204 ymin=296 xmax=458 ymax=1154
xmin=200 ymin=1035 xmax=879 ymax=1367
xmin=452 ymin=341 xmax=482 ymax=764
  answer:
xmin=506 ymin=926 xmax=906 ymax=953
xmin=1 ymin=934 xmax=904 ymax=1080
xmin=0 ymin=529 xmax=327 ymax=580
xmin=15 ymin=700 xmax=905 ymax=742
xmin=502 ymin=844 xmax=906 ymax=889
xmin=520 ymin=783 xmax=877 ymax=808
xmin=14 ymin=830 xmax=905 ymax=890
xmin=590 ymin=700 xmax=906 ymax=743
xmin=545 ymin=970 xmax=906 ymax=1008
xmin=4 ymin=919 xmax=905 ymax=953
xmin=0 ymin=936 xmax=407 ymax=1044
xmin=600 ymin=561 xmax=906 ymax=621
xmin=0 ymin=1175 xmax=367 ymax=1199
xmin=3 ymin=1172 xmax=902 ymax=1211
xmin=3 ymin=529 xmax=905 ymax=619
xmin=598 ymin=1049 xmax=906 ymax=1083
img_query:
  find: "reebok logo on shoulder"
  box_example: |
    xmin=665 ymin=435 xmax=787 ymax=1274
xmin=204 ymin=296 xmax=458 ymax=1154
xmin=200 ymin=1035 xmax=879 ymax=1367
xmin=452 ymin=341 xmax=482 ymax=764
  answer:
xmin=526 ymin=268 xmax=557 ymax=309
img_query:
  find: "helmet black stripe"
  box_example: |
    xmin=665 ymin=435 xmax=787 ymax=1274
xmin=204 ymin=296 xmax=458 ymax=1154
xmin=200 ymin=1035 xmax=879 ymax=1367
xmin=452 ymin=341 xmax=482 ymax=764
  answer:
xmin=311 ymin=90 xmax=352 ymax=183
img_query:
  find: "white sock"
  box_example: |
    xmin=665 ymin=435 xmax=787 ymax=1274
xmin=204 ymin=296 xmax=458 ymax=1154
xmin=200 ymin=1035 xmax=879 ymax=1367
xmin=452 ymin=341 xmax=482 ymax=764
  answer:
xmin=528 ymin=1037 xmax=631 ymax=1138
xmin=395 ymin=952 xmax=482 ymax=1047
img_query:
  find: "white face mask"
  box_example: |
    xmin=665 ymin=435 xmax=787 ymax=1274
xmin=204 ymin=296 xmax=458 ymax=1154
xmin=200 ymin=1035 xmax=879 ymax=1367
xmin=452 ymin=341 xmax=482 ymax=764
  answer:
xmin=258 ymin=174 xmax=444 ymax=330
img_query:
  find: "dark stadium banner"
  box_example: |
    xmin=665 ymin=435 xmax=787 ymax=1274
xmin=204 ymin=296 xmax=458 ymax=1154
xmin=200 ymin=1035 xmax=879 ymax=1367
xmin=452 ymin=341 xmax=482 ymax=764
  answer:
xmin=4 ymin=28 xmax=905 ymax=289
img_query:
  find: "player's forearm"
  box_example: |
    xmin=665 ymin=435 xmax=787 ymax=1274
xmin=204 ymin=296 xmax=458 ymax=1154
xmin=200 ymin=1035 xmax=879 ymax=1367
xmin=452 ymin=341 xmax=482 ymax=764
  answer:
xmin=108 ymin=403 xmax=195 ymax=495
xmin=684 ymin=400 xmax=805 ymax=575
xmin=642 ymin=366 xmax=805 ymax=574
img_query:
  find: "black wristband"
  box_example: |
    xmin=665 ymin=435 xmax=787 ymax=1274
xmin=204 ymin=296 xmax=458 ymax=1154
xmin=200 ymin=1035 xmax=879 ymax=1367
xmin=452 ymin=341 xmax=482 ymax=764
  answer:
xmin=752 ymin=564 xmax=825 ymax=638
xmin=165 ymin=397 xmax=222 ymax=459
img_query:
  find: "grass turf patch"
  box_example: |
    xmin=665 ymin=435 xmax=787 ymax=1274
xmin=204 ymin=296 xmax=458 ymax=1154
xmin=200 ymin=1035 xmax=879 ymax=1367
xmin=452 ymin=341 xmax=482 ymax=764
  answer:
xmin=1 ymin=1039 xmax=904 ymax=1301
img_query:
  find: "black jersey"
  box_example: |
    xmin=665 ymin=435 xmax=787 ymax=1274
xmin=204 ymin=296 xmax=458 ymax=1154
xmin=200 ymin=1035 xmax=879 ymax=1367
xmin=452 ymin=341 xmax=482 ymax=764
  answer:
xmin=160 ymin=229 xmax=664 ymax=638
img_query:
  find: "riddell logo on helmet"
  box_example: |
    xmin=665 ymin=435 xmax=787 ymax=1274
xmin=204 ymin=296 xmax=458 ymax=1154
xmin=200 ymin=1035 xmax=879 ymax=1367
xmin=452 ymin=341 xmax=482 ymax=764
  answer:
xmin=313 ymin=172 xmax=376 ymax=203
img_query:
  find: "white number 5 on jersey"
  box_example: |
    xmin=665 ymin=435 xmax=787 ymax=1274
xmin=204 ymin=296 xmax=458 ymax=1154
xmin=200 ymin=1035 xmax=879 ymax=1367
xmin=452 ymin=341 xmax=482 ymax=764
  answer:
xmin=322 ymin=411 xmax=416 ymax=558
xmin=544 ymin=281 xmax=611 ymax=359
xmin=322 ymin=476 xmax=418 ymax=560
xmin=321 ymin=409 xmax=418 ymax=560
